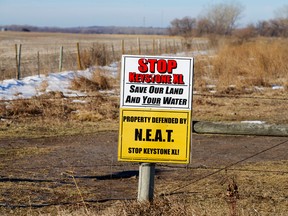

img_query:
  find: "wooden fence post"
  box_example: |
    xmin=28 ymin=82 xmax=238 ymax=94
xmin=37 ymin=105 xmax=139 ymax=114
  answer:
xmin=121 ymin=39 xmax=125 ymax=55
xmin=173 ymin=39 xmax=176 ymax=53
xmin=15 ymin=44 xmax=18 ymax=79
xmin=59 ymin=46 xmax=63 ymax=72
xmin=76 ymin=42 xmax=83 ymax=70
xmin=37 ymin=51 xmax=40 ymax=77
xmin=102 ymin=44 xmax=107 ymax=66
xmin=15 ymin=44 xmax=22 ymax=80
xmin=137 ymin=37 xmax=141 ymax=55
xmin=152 ymin=39 xmax=156 ymax=55
xmin=165 ymin=39 xmax=168 ymax=53
xmin=111 ymin=43 xmax=115 ymax=61
xmin=158 ymin=39 xmax=161 ymax=54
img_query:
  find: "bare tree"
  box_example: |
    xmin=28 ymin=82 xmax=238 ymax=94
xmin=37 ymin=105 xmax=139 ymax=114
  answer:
xmin=201 ymin=1 xmax=244 ymax=35
xmin=274 ymin=5 xmax=288 ymax=20
xmin=168 ymin=16 xmax=197 ymax=38
xmin=196 ymin=18 xmax=213 ymax=35
xmin=256 ymin=19 xmax=288 ymax=37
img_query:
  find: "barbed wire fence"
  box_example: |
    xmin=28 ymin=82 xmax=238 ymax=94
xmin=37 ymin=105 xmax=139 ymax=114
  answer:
xmin=0 ymin=37 xmax=209 ymax=81
xmin=0 ymin=38 xmax=287 ymax=212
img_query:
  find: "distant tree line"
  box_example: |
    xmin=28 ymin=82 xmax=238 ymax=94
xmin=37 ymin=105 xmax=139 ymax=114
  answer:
xmin=168 ymin=2 xmax=288 ymax=38
xmin=0 ymin=25 xmax=167 ymax=35
xmin=255 ymin=19 xmax=288 ymax=37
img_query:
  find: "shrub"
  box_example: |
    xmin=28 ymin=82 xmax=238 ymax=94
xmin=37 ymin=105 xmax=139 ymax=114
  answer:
xmin=70 ymin=69 xmax=113 ymax=92
xmin=81 ymin=43 xmax=111 ymax=68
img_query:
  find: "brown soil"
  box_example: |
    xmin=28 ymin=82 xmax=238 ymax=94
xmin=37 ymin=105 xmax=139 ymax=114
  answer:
xmin=0 ymin=131 xmax=287 ymax=214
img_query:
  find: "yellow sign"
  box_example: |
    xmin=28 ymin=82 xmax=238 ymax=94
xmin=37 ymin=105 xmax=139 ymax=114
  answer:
xmin=118 ymin=108 xmax=191 ymax=164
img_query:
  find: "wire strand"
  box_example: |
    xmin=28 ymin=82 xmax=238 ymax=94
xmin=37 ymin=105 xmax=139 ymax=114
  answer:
xmin=163 ymin=139 xmax=288 ymax=196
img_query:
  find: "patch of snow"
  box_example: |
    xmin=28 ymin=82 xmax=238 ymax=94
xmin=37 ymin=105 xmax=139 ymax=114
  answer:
xmin=206 ymin=84 xmax=216 ymax=93
xmin=72 ymin=99 xmax=87 ymax=104
xmin=99 ymin=62 xmax=119 ymax=77
xmin=272 ymin=85 xmax=284 ymax=90
xmin=241 ymin=121 xmax=266 ymax=124
xmin=0 ymin=63 xmax=118 ymax=100
xmin=206 ymin=84 xmax=216 ymax=89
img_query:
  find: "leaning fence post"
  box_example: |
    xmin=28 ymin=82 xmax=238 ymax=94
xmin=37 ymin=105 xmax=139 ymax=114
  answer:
xmin=76 ymin=42 xmax=83 ymax=70
xmin=59 ymin=46 xmax=63 ymax=72
xmin=15 ymin=44 xmax=18 ymax=79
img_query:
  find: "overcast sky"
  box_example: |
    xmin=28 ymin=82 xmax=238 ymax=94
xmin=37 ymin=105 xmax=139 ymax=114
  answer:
xmin=1 ymin=0 xmax=287 ymax=28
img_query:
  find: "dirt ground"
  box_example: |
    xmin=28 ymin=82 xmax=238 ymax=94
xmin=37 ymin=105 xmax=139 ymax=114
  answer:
xmin=0 ymin=131 xmax=287 ymax=214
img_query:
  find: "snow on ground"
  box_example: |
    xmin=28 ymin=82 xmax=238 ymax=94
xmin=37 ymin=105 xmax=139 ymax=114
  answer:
xmin=0 ymin=60 xmax=284 ymax=101
xmin=272 ymin=85 xmax=284 ymax=90
xmin=0 ymin=63 xmax=119 ymax=100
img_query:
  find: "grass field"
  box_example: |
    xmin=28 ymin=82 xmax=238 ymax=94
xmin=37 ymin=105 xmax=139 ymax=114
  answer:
xmin=0 ymin=31 xmax=186 ymax=79
xmin=0 ymin=32 xmax=288 ymax=138
xmin=0 ymin=32 xmax=288 ymax=215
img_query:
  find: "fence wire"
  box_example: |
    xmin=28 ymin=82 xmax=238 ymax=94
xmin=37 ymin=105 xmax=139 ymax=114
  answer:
xmin=0 ymin=39 xmax=287 ymax=211
xmin=0 ymin=38 xmax=203 ymax=81
xmin=0 ymin=133 xmax=287 ymax=208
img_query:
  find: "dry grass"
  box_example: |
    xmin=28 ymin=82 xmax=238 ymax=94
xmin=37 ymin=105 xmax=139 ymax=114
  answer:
xmin=192 ymin=93 xmax=288 ymax=124
xmin=0 ymin=146 xmax=52 ymax=159
xmin=81 ymin=43 xmax=111 ymax=67
xmin=1 ymin=34 xmax=287 ymax=216
xmin=0 ymin=31 xmax=183 ymax=79
xmin=70 ymin=69 xmax=113 ymax=93
xmin=0 ymin=90 xmax=119 ymax=139
xmin=0 ymin=70 xmax=120 ymax=138
xmin=2 ymin=161 xmax=285 ymax=216
xmin=0 ymin=37 xmax=288 ymax=139
xmin=194 ymin=38 xmax=288 ymax=93
xmin=100 ymin=197 xmax=190 ymax=216
xmin=98 ymin=160 xmax=287 ymax=216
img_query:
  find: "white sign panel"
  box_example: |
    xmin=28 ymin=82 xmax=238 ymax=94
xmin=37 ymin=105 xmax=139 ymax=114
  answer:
xmin=120 ymin=55 xmax=194 ymax=110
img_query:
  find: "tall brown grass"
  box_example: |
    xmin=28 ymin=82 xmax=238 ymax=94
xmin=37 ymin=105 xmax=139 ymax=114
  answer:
xmin=70 ymin=69 xmax=113 ymax=92
xmin=194 ymin=38 xmax=288 ymax=93
xmin=81 ymin=43 xmax=112 ymax=68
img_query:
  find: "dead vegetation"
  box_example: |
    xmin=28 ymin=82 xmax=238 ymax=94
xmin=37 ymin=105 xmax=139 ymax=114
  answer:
xmin=0 ymin=34 xmax=287 ymax=215
xmin=0 ymin=37 xmax=288 ymax=138
xmin=81 ymin=43 xmax=111 ymax=67
xmin=1 ymin=160 xmax=286 ymax=216
xmin=70 ymin=69 xmax=113 ymax=93
xmin=194 ymin=37 xmax=288 ymax=93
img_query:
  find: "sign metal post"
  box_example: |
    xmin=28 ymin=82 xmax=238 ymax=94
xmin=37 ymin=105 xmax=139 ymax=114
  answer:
xmin=137 ymin=163 xmax=155 ymax=201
